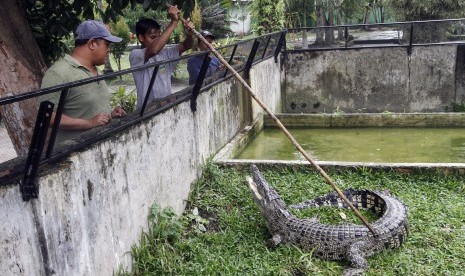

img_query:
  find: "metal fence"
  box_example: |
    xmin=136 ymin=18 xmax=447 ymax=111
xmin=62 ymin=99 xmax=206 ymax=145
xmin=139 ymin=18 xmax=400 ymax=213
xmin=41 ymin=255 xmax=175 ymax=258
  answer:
xmin=287 ymin=18 xmax=465 ymax=52
xmin=2 ymin=17 xmax=464 ymax=199
xmin=0 ymin=30 xmax=286 ymax=200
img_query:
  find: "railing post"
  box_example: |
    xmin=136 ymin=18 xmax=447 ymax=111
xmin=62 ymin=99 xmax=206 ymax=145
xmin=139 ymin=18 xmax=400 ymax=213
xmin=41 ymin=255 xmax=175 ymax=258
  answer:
xmin=274 ymin=32 xmax=286 ymax=63
xmin=344 ymin=26 xmax=349 ymax=48
xmin=190 ymin=53 xmax=211 ymax=112
xmin=223 ymin=44 xmax=238 ymax=78
xmin=261 ymin=35 xmax=272 ymax=59
xmin=45 ymin=89 xmax=68 ymax=158
xmin=140 ymin=66 xmax=159 ymax=116
xmin=20 ymin=101 xmax=54 ymax=201
xmin=244 ymin=40 xmax=261 ymax=80
xmin=408 ymin=23 xmax=414 ymax=55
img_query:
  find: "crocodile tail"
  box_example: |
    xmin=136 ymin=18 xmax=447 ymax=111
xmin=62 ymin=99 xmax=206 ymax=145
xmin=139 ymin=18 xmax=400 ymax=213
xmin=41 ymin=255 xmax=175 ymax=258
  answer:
xmin=289 ymin=189 xmax=386 ymax=213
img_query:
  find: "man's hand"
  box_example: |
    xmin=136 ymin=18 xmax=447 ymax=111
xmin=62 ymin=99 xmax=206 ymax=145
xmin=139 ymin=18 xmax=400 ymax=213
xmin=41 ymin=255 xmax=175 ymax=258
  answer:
xmin=167 ymin=4 xmax=180 ymax=21
xmin=111 ymin=107 xmax=126 ymax=119
xmin=89 ymin=113 xmax=111 ymax=128
xmin=183 ymin=18 xmax=195 ymax=36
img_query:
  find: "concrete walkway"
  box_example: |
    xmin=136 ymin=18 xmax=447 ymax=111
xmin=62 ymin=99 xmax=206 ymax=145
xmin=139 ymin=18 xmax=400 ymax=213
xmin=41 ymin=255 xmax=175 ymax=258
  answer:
xmin=0 ymin=121 xmax=17 ymax=163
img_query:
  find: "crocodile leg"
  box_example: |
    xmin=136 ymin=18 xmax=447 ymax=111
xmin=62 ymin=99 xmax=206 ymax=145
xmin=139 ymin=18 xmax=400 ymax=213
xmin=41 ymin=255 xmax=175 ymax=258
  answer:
xmin=343 ymin=240 xmax=373 ymax=276
xmin=268 ymin=234 xmax=282 ymax=248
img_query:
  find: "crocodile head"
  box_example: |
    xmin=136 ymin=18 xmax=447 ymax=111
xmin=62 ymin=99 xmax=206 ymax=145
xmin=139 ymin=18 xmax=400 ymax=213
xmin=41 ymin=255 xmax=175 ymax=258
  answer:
xmin=247 ymin=165 xmax=285 ymax=211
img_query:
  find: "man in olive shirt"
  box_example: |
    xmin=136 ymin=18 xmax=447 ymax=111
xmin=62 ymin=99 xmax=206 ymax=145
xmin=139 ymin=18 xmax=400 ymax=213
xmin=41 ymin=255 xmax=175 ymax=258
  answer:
xmin=40 ymin=20 xmax=126 ymax=145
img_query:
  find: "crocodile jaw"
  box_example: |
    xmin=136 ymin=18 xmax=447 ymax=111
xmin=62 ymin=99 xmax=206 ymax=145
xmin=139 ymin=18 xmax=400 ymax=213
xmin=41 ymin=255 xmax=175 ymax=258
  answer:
xmin=247 ymin=176 xmax=263 ymax=201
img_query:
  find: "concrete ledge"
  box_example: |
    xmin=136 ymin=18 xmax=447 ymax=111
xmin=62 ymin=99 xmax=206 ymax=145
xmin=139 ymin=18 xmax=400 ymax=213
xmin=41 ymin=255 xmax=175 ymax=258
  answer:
xmin=264 ymin=113 xmax=465 ymax=128
xmin=217 ymin=159 xmax=465 ymax=174
xmin=213 ymin=115 xmax=263 ymax=162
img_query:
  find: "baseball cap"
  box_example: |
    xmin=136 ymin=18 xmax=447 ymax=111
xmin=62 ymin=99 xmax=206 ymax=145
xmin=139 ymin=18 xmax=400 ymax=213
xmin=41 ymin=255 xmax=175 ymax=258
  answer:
xmin=200 ymin=30 xmax=216 ymax=39
xmin=75 ymin=20 xmax=122 ymax=43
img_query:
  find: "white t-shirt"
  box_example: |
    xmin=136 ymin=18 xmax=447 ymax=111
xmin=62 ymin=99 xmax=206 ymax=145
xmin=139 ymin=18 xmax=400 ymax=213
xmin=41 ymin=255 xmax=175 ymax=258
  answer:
xmin=129 ymin=45 xmax=179 ymax=109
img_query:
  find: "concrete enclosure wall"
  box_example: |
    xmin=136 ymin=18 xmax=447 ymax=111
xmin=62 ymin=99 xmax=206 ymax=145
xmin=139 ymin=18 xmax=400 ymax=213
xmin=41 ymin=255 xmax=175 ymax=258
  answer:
xmin=2 ymin=43 xmax=462 ymax=275
xmin=283 ymin=45 xmax=465 ymax=113
xmin=0 ymin=58 xmax=282 ymax=275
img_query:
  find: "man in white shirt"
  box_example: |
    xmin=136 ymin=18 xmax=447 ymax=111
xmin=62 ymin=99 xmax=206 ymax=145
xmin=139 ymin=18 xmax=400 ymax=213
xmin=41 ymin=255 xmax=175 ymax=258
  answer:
xmin=129 ymin=4 xmax=194 ymax=109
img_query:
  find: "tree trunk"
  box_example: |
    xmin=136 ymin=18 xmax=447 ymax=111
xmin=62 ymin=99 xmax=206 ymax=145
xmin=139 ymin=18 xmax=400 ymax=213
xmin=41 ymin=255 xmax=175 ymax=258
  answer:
xmin=325 ymin=4 xmax=334 ymax=45
xmin=380 ymin=6 xmax=385 ymax=23
xmin=302 ymin=0 xmax=308 ymax=49
xmin=104 ymin=58 xmax=114 ymax=74
xmin=0 ymin=0 xmax=47 ymax=155
xmin=337 ymin=17 xmax=343 ymax=41
xmin=315 ymin=1 xmax=325 ymax=45
xmin=364 ymin=8 xmax=371 ymax=31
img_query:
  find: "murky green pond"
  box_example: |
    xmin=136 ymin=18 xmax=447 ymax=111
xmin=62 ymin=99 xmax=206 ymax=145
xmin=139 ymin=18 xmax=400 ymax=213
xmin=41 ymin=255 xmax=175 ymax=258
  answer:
xmin=236 ymin=128 xmax=465 ymax=163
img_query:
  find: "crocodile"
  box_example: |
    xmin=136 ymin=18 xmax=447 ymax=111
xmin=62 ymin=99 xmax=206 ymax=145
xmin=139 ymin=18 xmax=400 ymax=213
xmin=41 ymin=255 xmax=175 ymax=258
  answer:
xmin=247 ymin=165 xmax=408 ymax=275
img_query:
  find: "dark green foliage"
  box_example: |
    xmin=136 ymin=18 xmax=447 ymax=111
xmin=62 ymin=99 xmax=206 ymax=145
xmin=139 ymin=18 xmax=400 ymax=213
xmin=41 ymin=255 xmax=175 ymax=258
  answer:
xmin=200 ymin=0 xmax=232 ymax=37
xmin=110 ymin=86 xmax=136 ymax=113
xmin=251 ymin=0 xmax=286 ymax=35
xmin=23 ymin=0 xmax=194 ymax=65
xmin=451 ymin=101 xmax=465 ymax=112
xmin=109 ymin=18 xmax=131 ymax=72
xmin=387 ymin=0 xmax=465 ymax=22
xmin=129 ymin=204 xmax=184 ymax=275
xmin=283 ymin=0 xmax=316 ymax=28
xmin=147 ymin=204 xmax=183 ymax=243
xmin=122 ymin=5 xmax=164 ymax=34
xmin=24 ymin=0 xmax=93 ymax=65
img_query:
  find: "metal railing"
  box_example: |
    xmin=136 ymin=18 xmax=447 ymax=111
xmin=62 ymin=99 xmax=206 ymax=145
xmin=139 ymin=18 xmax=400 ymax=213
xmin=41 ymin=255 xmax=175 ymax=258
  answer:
xmin=4 ymin=17 xmax=463 ymax=199
xmin=0 ymin=30 xmax=286 ymax=199
xmin=287 ymin=18 xmax=465 ymax=52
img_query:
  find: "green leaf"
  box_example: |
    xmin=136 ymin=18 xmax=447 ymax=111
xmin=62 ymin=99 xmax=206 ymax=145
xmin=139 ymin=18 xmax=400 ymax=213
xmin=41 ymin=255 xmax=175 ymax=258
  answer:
xmin=198 ymin=224 xmax=207 ymax=232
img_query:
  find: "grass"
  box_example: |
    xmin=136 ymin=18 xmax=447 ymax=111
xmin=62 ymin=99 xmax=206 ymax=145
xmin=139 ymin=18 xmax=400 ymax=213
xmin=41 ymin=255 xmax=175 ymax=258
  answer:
xmin=118 ymin=163 xmax=465 ymax=275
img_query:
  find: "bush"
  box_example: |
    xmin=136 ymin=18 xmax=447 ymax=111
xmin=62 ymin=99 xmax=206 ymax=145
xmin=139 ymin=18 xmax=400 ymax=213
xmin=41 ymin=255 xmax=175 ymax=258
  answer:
xmin=110 ymin=86 xmax=137 ymax=113
xmin=110 ymin=17 xmax=131 ymax=72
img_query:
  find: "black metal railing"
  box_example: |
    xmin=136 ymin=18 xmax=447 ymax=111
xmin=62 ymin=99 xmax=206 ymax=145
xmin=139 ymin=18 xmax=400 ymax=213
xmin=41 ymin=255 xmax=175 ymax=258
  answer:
xmin=0 ymin=30 xmax=286 ymax=200
xmin=287 ymin=18 xmax=465 ymax=52
xmin=5 ymin=17 xmax=463 ymax=199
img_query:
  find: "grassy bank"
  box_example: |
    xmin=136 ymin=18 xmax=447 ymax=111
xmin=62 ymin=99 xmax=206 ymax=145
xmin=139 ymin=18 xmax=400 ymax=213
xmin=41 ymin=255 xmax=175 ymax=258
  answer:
xmin=119 ymin=164 xmax=465 ymax=275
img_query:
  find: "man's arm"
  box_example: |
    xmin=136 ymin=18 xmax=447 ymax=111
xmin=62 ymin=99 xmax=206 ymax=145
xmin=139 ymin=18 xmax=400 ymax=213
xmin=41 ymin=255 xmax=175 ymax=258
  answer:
xmin=144 ymin=5 xmax=181 ymax=62
xmin=50 ymin=112 xmax=111 ymax=131
xmin=178 ymin=19 xmax=195 ymax=54
xmin=144 ymin=20 xmax=178 ymax=62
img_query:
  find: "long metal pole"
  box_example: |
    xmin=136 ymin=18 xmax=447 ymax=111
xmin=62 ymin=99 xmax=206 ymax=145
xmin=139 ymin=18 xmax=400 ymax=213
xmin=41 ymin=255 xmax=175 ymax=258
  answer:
xmin=176 ymin=10 xmax=377 ymax=236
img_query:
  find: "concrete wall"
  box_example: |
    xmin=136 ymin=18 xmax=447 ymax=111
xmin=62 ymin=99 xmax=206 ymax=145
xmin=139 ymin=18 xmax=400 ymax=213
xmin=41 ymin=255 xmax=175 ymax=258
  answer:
xmin=250 ymin=58 xmax=283 ymax=119
xmin=0 ymin=57 xmax=282 ymax=275
xmin=283 ymin=45 xmax=463 ymax=113
xmin=3 ymin=42 xmax=460 ymax=274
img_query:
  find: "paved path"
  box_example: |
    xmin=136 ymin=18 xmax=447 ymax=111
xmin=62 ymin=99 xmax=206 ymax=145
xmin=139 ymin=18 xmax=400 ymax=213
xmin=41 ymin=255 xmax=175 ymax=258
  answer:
xmin=0 ymin=121 xmax=17 ymax=163
xmin=356 ymin=30 xmax=402 ymax=41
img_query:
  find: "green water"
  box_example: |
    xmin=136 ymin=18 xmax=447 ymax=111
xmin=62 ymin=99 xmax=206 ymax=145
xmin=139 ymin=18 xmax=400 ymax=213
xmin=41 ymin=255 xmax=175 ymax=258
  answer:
xmin=236 ymin=128 xmax=465 ymax=163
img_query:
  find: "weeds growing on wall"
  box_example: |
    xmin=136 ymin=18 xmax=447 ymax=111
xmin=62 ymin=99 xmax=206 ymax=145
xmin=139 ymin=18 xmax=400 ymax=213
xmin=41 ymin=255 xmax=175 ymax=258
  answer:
xmin=118 ymin=163 xmax=465 ymax=275
xmin=450 ymin=100 xmax=465 ymax=112
xmin=110 ymin=86 xmax=137 ymax=113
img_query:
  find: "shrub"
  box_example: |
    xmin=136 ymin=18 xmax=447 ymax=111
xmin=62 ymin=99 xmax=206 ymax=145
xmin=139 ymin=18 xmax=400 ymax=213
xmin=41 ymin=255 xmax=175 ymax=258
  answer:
xmin=110 ymin=17 xmax=131 ymax=72
xmin=110 ymin=86 xmax=137 ymax=113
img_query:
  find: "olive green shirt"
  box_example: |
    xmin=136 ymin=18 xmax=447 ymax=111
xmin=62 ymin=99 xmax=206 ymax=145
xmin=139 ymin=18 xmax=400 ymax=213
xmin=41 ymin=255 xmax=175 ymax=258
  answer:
xmin=39 ymin=54 xmax=111 ymax=145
